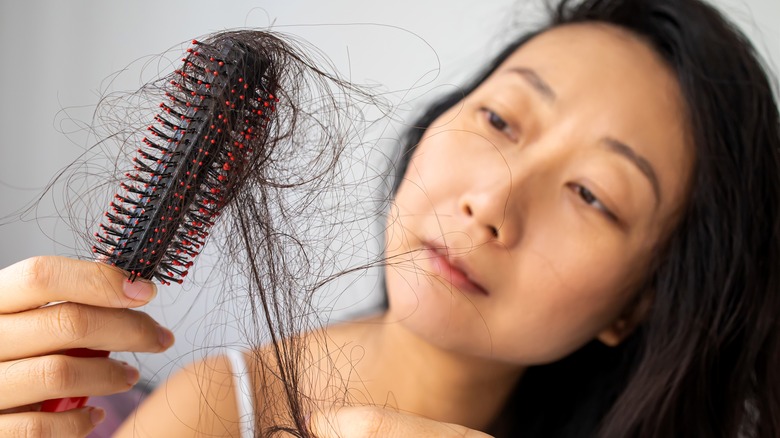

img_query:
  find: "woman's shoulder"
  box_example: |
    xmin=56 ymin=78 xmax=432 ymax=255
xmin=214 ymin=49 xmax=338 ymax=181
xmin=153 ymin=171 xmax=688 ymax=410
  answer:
xmin=114 ymin=314 xmax=382 ymax=437
xmin=247 ymin=313 xmax=385 ymax=427
xmin=114 ymin=353 xmax=244 ymax=437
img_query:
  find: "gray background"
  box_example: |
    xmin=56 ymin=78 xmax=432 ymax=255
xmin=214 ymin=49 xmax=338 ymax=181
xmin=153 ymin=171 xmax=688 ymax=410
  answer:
xmin=1 ymin=0 xmax=777 ymax=384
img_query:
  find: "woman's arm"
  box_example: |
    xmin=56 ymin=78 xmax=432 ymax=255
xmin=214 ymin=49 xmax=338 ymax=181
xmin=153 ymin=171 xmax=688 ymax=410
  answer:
xmin=114 ymin=354 xmax=243 ymax=438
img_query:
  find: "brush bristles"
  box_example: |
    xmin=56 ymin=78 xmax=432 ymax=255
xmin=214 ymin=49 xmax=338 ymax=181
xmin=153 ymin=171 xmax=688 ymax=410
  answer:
xmin=93 ymin=38 xmax=278 ymax=285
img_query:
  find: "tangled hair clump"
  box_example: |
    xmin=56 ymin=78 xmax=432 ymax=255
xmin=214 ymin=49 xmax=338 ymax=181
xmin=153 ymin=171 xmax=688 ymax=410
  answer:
xmin=44 ymin=29 xmax=392 ymax=436
xmin=23 ymin=1 xmax=780 ymax=436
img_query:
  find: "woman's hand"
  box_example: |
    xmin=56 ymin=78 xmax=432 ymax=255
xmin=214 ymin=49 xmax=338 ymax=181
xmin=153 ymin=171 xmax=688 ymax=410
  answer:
xmin=309 ymin=406 xmax=495 ymax=438
xmin=0 ymin=256 xmax=174 ymax=437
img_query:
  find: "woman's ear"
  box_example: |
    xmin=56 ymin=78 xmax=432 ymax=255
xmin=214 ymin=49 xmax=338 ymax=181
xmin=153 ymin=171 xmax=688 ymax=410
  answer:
xmin=597 ymin=290 xmax=654 ymax=347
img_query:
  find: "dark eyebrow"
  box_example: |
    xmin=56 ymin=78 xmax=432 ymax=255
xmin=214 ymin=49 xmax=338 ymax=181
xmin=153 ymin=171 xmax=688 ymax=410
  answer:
xmin=602 ymin=137 xmax=661 ymax=207
xmin=506 ymin=67 xmax=660 ymax=207
xmin=506 ymin=67 xmax=557 ymax=103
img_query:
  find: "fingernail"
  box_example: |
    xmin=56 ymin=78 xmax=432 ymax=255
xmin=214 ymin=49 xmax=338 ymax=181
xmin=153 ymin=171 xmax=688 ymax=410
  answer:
xmin=89 ymin=407 xmax=106 ymax=426
xmin=123 ymin=279 xmax=157 ymax=302
xmin=157 ymin=325 xmax=175 ymax=348
xmin=123 ymin=362 xmax=140 ymax=385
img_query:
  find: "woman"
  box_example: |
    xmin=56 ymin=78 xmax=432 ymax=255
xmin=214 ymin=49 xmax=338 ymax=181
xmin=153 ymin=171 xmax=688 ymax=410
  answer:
xmin=1 ymin=0 xmax=778 ymax=436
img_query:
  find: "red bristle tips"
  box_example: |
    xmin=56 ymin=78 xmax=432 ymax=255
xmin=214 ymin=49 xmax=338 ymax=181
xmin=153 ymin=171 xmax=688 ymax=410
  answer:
xmin=94 ymin=36 xmax=275 ymax=285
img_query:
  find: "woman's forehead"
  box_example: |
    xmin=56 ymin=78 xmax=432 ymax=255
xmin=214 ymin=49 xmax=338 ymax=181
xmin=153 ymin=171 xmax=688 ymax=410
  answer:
xmin=496 ymin=24 xmax=680 ymax=106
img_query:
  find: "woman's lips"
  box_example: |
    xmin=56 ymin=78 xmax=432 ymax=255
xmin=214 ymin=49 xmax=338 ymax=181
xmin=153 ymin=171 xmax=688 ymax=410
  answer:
xmin=422 ymin=244 xmax=489 ymax=296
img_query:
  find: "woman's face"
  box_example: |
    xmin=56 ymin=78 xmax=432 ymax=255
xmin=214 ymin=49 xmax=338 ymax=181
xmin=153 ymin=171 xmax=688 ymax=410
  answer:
xmin=385 ymin=23 xmax=694 ymax=364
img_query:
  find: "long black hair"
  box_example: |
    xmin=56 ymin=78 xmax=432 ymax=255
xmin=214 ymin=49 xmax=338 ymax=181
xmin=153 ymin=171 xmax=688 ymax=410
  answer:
xmin=54 ymin=0 xmax=777 ymax=436
xmin=395 ymin=0 xmax=780 ymax=436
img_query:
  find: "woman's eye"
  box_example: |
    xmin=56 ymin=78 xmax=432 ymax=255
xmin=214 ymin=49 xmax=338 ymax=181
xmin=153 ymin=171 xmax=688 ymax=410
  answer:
xmin=570 ymin=183 xmax=618 ymax=221
xmin=487 ymin=110 xmax=508 ymax=130
xmin=481 ymin=108 xmax=517 ymax=140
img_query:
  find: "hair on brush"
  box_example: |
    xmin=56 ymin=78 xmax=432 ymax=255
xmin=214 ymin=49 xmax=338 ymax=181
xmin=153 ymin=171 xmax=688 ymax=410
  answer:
xmin=93 ymin=37 xmax=279 ymax=285
xmin=41 ymin=32 xmax=284 ymax=413
xmin=43 ymin=30 xmax=383 ymax=430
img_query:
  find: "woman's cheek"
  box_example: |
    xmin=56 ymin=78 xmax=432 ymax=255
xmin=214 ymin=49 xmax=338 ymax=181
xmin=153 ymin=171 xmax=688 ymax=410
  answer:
xmin=490 ymin=237 xmax=632 ymax=361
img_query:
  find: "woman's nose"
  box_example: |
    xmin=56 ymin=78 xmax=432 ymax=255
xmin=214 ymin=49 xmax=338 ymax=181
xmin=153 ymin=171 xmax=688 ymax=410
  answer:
xmin=457 ymin=178 xmax=521 ymax=247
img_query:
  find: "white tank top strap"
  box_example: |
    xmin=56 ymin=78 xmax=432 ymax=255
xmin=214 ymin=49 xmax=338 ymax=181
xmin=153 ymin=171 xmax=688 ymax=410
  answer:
xmin=225 ymin=348 xmax=256 ymax=438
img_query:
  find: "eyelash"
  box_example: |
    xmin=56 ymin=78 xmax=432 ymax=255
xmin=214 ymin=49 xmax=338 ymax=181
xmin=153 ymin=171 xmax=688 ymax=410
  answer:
xmin=481 ymin=108 xmax=518 ymax=141
xmin=481 ymin=107 xmax=619 ymax=223
xmin=568 ymin=183 xmax=618 ymax=222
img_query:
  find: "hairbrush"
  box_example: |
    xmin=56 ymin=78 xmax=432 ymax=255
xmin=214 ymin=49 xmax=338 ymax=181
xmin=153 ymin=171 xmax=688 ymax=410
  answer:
xmin=41 ymin=35 xmax=279 ymax=412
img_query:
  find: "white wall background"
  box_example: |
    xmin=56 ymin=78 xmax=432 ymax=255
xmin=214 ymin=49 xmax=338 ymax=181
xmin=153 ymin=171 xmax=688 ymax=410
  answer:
xmin=0 ymin=0 xmax=777 ymax=385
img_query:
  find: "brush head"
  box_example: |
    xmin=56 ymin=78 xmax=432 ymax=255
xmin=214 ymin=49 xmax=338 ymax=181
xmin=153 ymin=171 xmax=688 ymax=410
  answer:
xmin=93 ymin=37 xmax=278 ymax=285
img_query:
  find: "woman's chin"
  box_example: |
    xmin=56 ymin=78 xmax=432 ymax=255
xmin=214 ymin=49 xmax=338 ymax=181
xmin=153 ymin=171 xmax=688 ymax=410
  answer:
xmin=385 ymin=284 xmax=491 ymax=349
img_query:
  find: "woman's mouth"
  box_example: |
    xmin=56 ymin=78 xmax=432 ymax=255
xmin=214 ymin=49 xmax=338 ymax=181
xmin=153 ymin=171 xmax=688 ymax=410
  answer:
xmin=422 ymin=244 xmax=489 ymax=296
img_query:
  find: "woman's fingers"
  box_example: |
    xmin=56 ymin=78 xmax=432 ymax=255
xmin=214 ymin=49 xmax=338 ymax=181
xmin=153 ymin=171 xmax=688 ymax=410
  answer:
xmin=0 ymin=303 xmax=174 ymax=362
xmin=0 ymin=256 xmax=170 ymax=420
xmin=0 ymin=256 xmax=157 ymax=314
xmin=0 ymin=355 xmax=139 ymax=410
xmin=0 ymin=406 xmax=105 ymax=438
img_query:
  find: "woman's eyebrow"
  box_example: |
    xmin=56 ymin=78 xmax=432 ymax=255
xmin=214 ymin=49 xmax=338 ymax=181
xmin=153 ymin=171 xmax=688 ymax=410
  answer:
xmin=506 ymin=67 xmax=557 ymax=103
xmin=602 ymin=137 xmax=661 ymax=208
xmin=506 ymin=66 xmax=661 ymax=208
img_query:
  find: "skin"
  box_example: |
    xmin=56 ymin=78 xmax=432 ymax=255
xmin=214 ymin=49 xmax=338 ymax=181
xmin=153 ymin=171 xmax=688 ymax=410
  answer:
xmin=384 ymin=22 xmax=692 ymax=366
xmin=0 ymin=22 xmax=694 ymax=437
xmin=315 ymin=22 xmax=694 ymax=431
